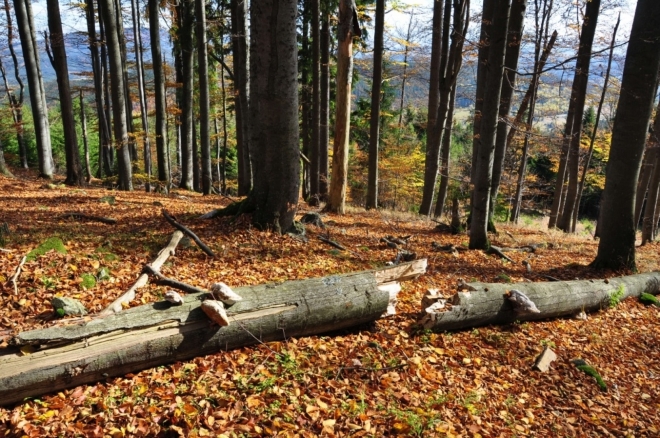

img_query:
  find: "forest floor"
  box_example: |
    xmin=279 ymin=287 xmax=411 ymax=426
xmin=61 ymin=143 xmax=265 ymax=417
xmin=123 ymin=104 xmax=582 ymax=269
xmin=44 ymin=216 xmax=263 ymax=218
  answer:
xmin=0 ymin=171 xmax=659 ymax=437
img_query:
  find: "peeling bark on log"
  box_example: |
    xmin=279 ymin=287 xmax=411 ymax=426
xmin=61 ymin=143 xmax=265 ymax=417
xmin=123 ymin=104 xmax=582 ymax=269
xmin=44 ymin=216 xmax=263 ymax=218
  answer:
xmin=420 ymin=272 xmax=660 ymax=331
xmin=0 ymin=260 xmax=426 ymax=407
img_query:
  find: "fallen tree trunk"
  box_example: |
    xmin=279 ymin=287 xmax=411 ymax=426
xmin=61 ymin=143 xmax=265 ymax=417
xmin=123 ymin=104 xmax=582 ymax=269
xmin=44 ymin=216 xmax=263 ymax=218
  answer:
xmin=0 ymin=260 xmax=426 ymax=407
xmin=420 ymin=272 xmax=660 ymax=331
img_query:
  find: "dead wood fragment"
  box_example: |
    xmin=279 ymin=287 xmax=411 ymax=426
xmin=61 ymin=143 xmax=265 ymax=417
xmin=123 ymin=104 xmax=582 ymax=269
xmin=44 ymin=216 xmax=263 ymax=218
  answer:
xmin=60 ymin=212 xmax=117 ymax=225
xmin=0 ymin=248 xmax=13 ymax=253
xmin=488 ymin=245 xmax=514 ymax=262
xmin=533 ymin=346 xmax=557 ymax=372
xmin=144 ymin=266 xmax=209 ymax=295
xmin=162 ymin=209 xmax=215 ymax=257
xmin=99 ymin=231 xmax=184 ymax=316
xmin=319 ymin=235 xmax=346 ymax=251
xmin=523 ymin=259 xmax=532 ymax=273
xmin=5 ymin=255 xmax=26 ymax=295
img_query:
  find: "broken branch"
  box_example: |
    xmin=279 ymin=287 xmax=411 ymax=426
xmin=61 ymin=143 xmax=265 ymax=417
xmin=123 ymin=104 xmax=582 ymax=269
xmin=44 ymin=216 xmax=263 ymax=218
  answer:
xmin=162 ymin=209 xmax=215 ymax=257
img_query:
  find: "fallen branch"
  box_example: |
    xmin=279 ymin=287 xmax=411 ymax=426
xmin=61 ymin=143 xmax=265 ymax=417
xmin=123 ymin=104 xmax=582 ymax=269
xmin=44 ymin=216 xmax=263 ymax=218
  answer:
xmin=0 ymin=248 xmax=14 ymax=253
xmin=318 ymin=235 xmax=346 ymax=251
xmin=99 ymin=231 xmax=184 ymax=316
xmin=60 ymin=212 xmax=117 ymax=225
xmin=5 ymin=255 xmax=26 ymax=295
xmin=488 ymin=245 xmax=514 ymax=263
xmin=420 ymin=272 xmax=660 ymax=331
xmin=162 ymin=209 xmax=215 ymax=257
xmin=144 ymin=266 xmax=209 ymax=295
xmin=0 ymin=260 xmax=427 ymax=407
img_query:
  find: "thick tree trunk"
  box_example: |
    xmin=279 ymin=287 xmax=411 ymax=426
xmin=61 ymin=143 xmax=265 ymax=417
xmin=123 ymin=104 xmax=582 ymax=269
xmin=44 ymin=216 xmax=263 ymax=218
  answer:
xmin=309 ymin=0 xmax=322 ymax=206
xmin=366 ymin=0 xmax=385 ymax=210
xmin=99 ymin=0 xmax=133 ymax=190
xmin=13 ymin=0 xmax=54 ymax=179
xmin=641 ymin=152 xmax=660 ymax=244
xmin=420 ymin=272 xmax=660 ymax=332
xmin=196 ymin=0 xmax=212 ymax=195
xmin=490 ymin=0 xmax=527 ymax=220
xmin=301 ymin=9 xmax=311 ymax=202
xmin=178 ymin=0 xmax=195 ymax=191
xmin=592 ymin=0 xmax=660 ymax=270
xmin=231 ymin=0 xmax=251 ymax=196
xmin=0 ymin=261 xmax=426 ymax=407
xmin=149 ymin=0 xmax=171 ymax=188
xmin=326 ymin=0 xmax=361 ymax=214
xmin=558 ymin=0 xmax=601 ymax=232
xmin=248 ymin=0 xmax=300 ymax=231
xmin=319 ymin=14 xmax=330 ymax=200
xmin=470 ymin=0 xmax=512 ymax=249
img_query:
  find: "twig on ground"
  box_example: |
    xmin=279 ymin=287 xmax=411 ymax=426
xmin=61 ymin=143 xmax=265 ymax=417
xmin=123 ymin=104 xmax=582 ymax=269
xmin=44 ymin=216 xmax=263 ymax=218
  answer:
xmin=60 ymin=212 xmax=117 ymax=225
xmin=143 ymin=265 xmax=209 ymax=295
xmin=488 ymin=245 xmax=514 ymax=263
xmin=0 ymin=248 xmax=13 ymax=253
xmin=162 ymin=209 xmax=215 ymax=257
xmin=5 ymin=255 xmax=26 ymax=295
xmin=318 ymin=235 xmax=347 ymax=251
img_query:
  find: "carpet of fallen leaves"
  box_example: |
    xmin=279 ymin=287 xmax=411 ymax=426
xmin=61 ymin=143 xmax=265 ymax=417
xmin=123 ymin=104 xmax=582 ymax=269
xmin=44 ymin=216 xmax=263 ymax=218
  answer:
xmin=0 ymin=171 xmax=659 ymax=437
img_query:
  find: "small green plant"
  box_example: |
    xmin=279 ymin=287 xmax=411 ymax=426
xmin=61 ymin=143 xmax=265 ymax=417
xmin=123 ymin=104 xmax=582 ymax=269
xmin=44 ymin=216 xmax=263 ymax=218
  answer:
xmin=80 ymin=274 xmax=97 ymax=289
xmin=97 ymin=267 xmax=111 ymax=281
xmin=540 ymin=339 xmax=556 ymax=348
xmin=27 ymin=237 xmax=67 ymax=261
xmin=640 ymin=293 xmax=660 ymax=307
xmin=41 ymin=276 xmax=57 ymax=289
xmin=497 ymin=272 xmax=512 ymax=283
xmin=608 ymin=284 xmax=625 ymax=308
xmin=580 ymin=219 xmax=595 ymax=235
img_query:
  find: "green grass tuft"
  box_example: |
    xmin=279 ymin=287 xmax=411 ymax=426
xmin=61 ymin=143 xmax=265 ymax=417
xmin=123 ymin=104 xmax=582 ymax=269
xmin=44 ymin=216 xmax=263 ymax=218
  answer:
xmin=27 ymin=237 xmax=67 ymax=261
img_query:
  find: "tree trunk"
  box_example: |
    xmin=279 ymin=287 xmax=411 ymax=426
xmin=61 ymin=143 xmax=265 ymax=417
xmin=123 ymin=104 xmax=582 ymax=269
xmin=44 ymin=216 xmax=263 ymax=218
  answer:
xmin=558 ymin=0 xmax=601 ymax=232
xmin=99 ymin=8 xmax=115 ymax=177
xmin=366 ymin=0 xmax=385 ymax=210
xmin=592 ymin=0 xmax=660 ymax=270
xmin=114 ymin=0 xmax=137 ymax=164
xmin=326 ymin=0 xmax=361 ymax=214
xmin=12 ymin=0 xmax=54 ymax=179
xmin=196 ymin=0 xmax=212 ymax=195
xmin=319 ymin=13 xmax=330 ymax=200
xmin=397 ymin=11 xmax=414 ymax=128
xmin=99 ymin=0 xmax=133 ymax=190
xmin=231 ymin=0 xmax=251 ymax=196
xmin=0 ymin=139 xmax=12 ymax=177
xmin=433 ymin=84 xmax=456 ymax=218
xmin=490 ymin=0 xmax=527 ymax=220
xmin=86 ymin=0 xmax=113 ymax=178
xmin=178 ymin=0 xmax=195 ymax=190
xmin=248 ymin=0 xmax=301 ymax=232
xmin=573 ymin=14 xmax=620 ymax=233
xmin=149 ymin=0 xmax=171 ymax=188
xmin=642 ymin=144 xmax=660 ymax=244
xmin=0 ymin=260 xmax=425 ymax=408
xmin=420 ymin=272 xmax=660 ymax=332
xmin=79 ymin=91 xmax=92 ymax=184
xmin=309 ymin=0 xmax=322 ymax=206
xmin=300 ymin=5 xmax=311 ymax=201
xmin=470 ymin=0 xmax=512 ymax=250
xmin=131 ymin=0 xmax=152 ymax=192
xmin=2 ymin=0 xmax=27 ymax=169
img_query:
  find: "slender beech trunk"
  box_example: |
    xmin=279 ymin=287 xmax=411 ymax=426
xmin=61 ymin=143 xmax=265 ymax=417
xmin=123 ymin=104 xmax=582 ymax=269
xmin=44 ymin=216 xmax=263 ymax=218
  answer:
xmin=319 ymin=14 xmax=330 ymax=199
xmin=366 ymin=0 xmax=385 ymax=209
xmin=490 ymin=0 xmax=527 ymax=220
xmin=309 ymin=0 xmax=322 ymax=206
xmin=470 ymin=0 xmax=511 ymax=250
xmin=13 ymin=0 xmax=54 ymax=179
xmin=0 ymin=139 xmax=10 ymax=176
xmin=3 ymin=0 xmax=27 ymax=169
xmin=592 ymin=0 xmax=660 ymax=270
xmin=557 ymin=0 xmax=601 ymax=232
xmin=397 ymin=11 xmax=414 ymax=128
xmin=86 ymin=0 xmax=112 ymax=178
xmin=231 ymin=0 xmax=251 ymax=195
xmin=221 ymin=62 xmax=228 ymax=194
xmin=433 ymin=85 xmax=456 ymax=217
xmin=99 ymin=0 xmax=115 ymax=176
xmin=99 ymin=0 xmax=133 ymax=190
xmin=196 ymin=0 xmax=212 ymax=195
xmin=642 ymin=151 xmax=660 ymax=244
xmin=79 ymin=91 xmax=92 ymax=184
xmin=148 ymin=0 xmax=171 ymax=189
xmin=114 ymin=0 xmax=137 ymax=163
xmin=573 ymin=14 xmax=619 ymax=233
xmin=131 ymin=0 xmax=151 ymax=191
xmin=326 ymin=0 xmax=361 ymax=214
xmin=178 ymin=0 xmax=195 ymax=190
xmin=301 ymin=8 xmax=311 ymax=201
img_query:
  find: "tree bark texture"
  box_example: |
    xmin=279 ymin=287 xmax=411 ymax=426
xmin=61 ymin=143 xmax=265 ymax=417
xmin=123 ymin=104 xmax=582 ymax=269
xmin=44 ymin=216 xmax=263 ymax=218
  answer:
xmin=12 ymin=0 xmax=54 ymax=179
xmin=420 ymin=272 xmax=660 ymax=331
xmin=231 ymin=0 xmax=252 ymax=196
xmin=470 ymin=0 xmax=512 ymax=250
xmin=319 ymin=14 xmax=330 ymax=199
xmin=366 ymin=0 xmax=385 ymax=210
xmin=490 ymin=0 xmax=527 ymax=218
xmin=149 ymin=0 xmax=171 ymax=187
xmin=178 ymin=0 xmax=195 ymax=191
xmin=557 ymin=0 xmax=601 ymax=232
xmin=196 ymin=0 xmax=212 ymax=195
xmin=433 ymin=85 xmax=456 ymax=218
xmin=327 ymin=0 xmax=361 ymax=214
xmin=0 ymin=261 xmax=426 ymax=407
xmin=309 ymin=0 xmax=322 ymax=206
xmin=99 ymin=0 xmax=133 ymax=190
xmin=592 ymin=0 xmax=660 ymax=270
xmin=248 ymin=0 xmax=301 ymax=232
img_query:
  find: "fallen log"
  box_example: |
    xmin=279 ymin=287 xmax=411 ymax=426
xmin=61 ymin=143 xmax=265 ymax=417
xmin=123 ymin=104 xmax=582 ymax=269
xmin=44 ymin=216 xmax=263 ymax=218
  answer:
xmin=0 ymin=260 xmax=426 ymax=407
xmin=420 ymin=272 xmax=660 ymax=331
